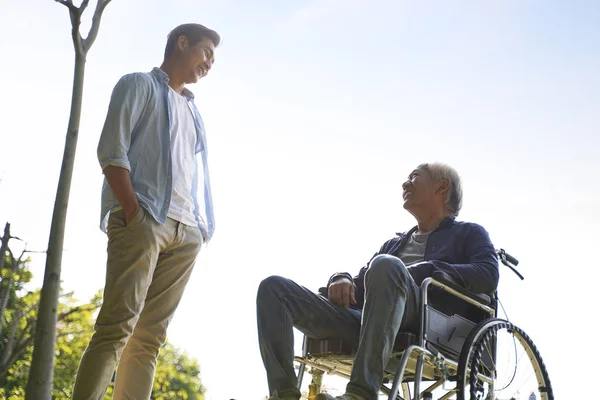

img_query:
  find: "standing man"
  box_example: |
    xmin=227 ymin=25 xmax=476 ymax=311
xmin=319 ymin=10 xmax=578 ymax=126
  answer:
xmin=73 ymin=23 xmax=220 ymax=399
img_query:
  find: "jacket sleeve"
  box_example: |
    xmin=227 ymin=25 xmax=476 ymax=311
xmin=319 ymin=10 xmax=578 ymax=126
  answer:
xmin=326 ymin=237 xmax=397 ymax=308
xmin=420 ymin=224 xmax=499 ymax=293
xmin=97 ymin=73 xmax=150 ymax=172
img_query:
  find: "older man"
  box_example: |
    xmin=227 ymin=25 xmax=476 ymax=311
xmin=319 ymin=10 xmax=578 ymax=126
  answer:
xmin=256 ymin=162 xmax=499 ymax=400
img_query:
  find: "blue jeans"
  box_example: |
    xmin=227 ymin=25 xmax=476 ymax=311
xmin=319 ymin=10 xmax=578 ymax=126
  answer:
xmin=256 ymin=255 xmax=420 ymax=400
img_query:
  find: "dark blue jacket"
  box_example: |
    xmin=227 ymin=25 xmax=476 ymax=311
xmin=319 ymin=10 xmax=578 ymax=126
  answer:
xmin=328 ymin=217 xmax=499 ymax=311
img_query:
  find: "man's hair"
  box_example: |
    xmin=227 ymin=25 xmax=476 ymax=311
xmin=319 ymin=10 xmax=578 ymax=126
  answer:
xmin=418 ymin=162 xmax=463 ymax=217
xmin=164 ymin=23 xmax=221 ymax=59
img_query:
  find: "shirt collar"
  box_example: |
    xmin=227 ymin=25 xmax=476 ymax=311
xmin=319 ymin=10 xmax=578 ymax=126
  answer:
xmin=397 ymin=216 xmax=456 ymax=237
xmin=152 ymin=67 xmax=196 ymax=101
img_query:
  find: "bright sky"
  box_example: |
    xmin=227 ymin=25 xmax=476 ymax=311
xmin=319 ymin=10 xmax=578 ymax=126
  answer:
xmin=1 ymin=0 xmax=598 ymax=399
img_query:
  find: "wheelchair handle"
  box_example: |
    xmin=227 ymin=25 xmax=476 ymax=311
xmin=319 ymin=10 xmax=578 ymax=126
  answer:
xmin=503 ymin=250 xmax=519 ymax=266
xmin=496 ymin=248 xmax=524 ymax=280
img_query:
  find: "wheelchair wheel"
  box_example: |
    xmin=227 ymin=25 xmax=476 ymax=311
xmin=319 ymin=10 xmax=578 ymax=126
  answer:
xmin=457 ymin=318 xmax=553 ymax=400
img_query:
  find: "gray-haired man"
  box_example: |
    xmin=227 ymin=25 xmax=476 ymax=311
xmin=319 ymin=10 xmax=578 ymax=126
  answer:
xmin=257 ymin=162 xmax=499 ymax=400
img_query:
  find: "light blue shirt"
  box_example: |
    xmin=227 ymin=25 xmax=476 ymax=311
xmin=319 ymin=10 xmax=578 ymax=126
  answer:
xmin=97 ymin=68 xmax=215 ymax=241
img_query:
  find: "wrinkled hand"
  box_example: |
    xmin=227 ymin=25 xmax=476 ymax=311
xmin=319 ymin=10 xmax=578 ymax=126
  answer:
xmin=328 ymin=278 xmax=357 ymax=308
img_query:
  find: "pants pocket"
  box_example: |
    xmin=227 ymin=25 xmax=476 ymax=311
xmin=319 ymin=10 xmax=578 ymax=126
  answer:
xmin=127 ymin=207 xmax=146 ymax=228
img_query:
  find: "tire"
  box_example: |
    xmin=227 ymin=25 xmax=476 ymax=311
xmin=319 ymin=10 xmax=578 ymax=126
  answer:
xmin=457 ymin=318 xmax=553 ymax=400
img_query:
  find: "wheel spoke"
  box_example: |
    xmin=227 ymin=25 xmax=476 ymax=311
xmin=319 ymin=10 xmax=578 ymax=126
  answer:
xmin=456 ymin=319 xmax=553 ymax=400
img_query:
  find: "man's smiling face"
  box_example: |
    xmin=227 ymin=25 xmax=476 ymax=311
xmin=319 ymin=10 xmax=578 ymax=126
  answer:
xmin=402 ymin=166 xmax=436 ymax=212
xmin=180 ymin=37 xmax=215 ymax=84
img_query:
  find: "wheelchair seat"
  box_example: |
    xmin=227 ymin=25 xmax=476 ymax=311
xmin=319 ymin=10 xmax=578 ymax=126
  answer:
xmin=306 ymin=332 xmax=419 ymax=357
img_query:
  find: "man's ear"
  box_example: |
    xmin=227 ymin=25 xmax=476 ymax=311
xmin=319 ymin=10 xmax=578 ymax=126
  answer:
xmin=177 ymin=35 xmax=189 ymax=52
xmin=436 ymin=178 xmax=450 ymax=195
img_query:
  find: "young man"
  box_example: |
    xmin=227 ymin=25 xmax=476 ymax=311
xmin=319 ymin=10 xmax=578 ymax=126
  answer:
xmin=257 ymin=163 xmax=499 ymax=400
xmin=72 ymin=23 xmax=220 ymax=399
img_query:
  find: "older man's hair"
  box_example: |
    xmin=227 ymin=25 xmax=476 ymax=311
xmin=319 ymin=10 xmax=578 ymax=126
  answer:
xmin=418 ymin=162 xmax=463 ymax=217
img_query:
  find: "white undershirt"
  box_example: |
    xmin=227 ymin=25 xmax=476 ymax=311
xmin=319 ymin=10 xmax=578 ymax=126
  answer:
xmin=167 ymin=86 xmax=201 ymax=227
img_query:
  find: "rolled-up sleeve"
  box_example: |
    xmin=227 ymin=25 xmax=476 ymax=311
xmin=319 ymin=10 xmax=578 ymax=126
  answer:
xmin=97 ymin=73 xmax=149 ymax=171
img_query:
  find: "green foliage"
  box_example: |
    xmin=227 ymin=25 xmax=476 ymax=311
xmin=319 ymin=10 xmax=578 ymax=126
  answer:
xmin=1 ymin=251 xmax=33 ymax=312
xmin=1 ymin=243 xmax=205 ymax=399
xmin=0 ymin=289 xmax=98 ymax=399
xmin=152 ymin=342 xmax=205 ymax=400
xmin=0 ymin=251 xmax=37 ymax=400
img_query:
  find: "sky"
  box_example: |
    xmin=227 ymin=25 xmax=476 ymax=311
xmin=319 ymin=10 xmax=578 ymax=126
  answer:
xmin=0 ymin=0 xmax=599 ymax=399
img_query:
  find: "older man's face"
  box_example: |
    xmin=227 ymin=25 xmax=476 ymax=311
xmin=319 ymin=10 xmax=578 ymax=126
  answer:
xmin=402 ymin=167 xmax=436 ymax=211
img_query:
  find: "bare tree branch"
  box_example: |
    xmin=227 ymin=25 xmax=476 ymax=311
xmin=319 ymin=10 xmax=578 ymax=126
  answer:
xmin=82 ymin=0 xmax=112 ymax=52
xmin=17 ymin=248 xmax=27 ymax=263
xmin=55 ymin=0 xmax=85 ymax=54
xmin=24 ymin=249 xmax=48 ymax=254
xmin=54 ymin=0 xmax=78 ymax=13
xmin=79 ymin=0 xmax=90 ymax=14
xmin=70 ymin=10 xmax=85 ymax=55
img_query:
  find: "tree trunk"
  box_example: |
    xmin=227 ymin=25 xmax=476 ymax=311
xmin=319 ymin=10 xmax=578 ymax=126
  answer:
xmin=0 ymin=222 xmax=12 ymax=333
xmin=0 ymin=223 xmax=11 ymax=305
xmin=0 ymin=222 xmax=9 ymax=271
xmin=25 ymin=53 xmax=86 ymax=400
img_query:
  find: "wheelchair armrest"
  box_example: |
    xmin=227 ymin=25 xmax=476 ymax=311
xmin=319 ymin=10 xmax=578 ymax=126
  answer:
xmin=431 ymin=271 xmax=492 ymax=306
xmin=318 ymin=287 xmax=328 ymax=298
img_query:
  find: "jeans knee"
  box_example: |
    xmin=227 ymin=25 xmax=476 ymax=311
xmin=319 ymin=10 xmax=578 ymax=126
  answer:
xmin=257 ymin=275 xmax=288 ymax=302
xmin=365 ymin=254 xmax=409 ymax=288
xmin=367 ymin=254 xmax=401 ymax=276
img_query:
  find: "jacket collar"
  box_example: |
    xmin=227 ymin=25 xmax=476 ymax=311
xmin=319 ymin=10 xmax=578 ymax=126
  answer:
xmin=151 ymin=67 xmax=195 ymax=100
xmin=438 ymin=216 xmax=456 ymax=229
xmin=397 ymin=216 xmax=456 ymax=237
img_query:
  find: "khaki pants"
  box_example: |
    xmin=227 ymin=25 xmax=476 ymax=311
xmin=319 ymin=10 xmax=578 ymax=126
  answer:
xmin=72 ymin=207 xmax=203 ymax=400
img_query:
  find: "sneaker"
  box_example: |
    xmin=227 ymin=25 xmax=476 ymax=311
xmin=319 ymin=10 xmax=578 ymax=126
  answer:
xmin=315 ymin=393 xmax=365 ymax=400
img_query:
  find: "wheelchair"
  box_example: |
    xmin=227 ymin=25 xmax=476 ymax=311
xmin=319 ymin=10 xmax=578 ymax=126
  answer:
xmin=294 ymin=250 xmax=553 ymax=400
